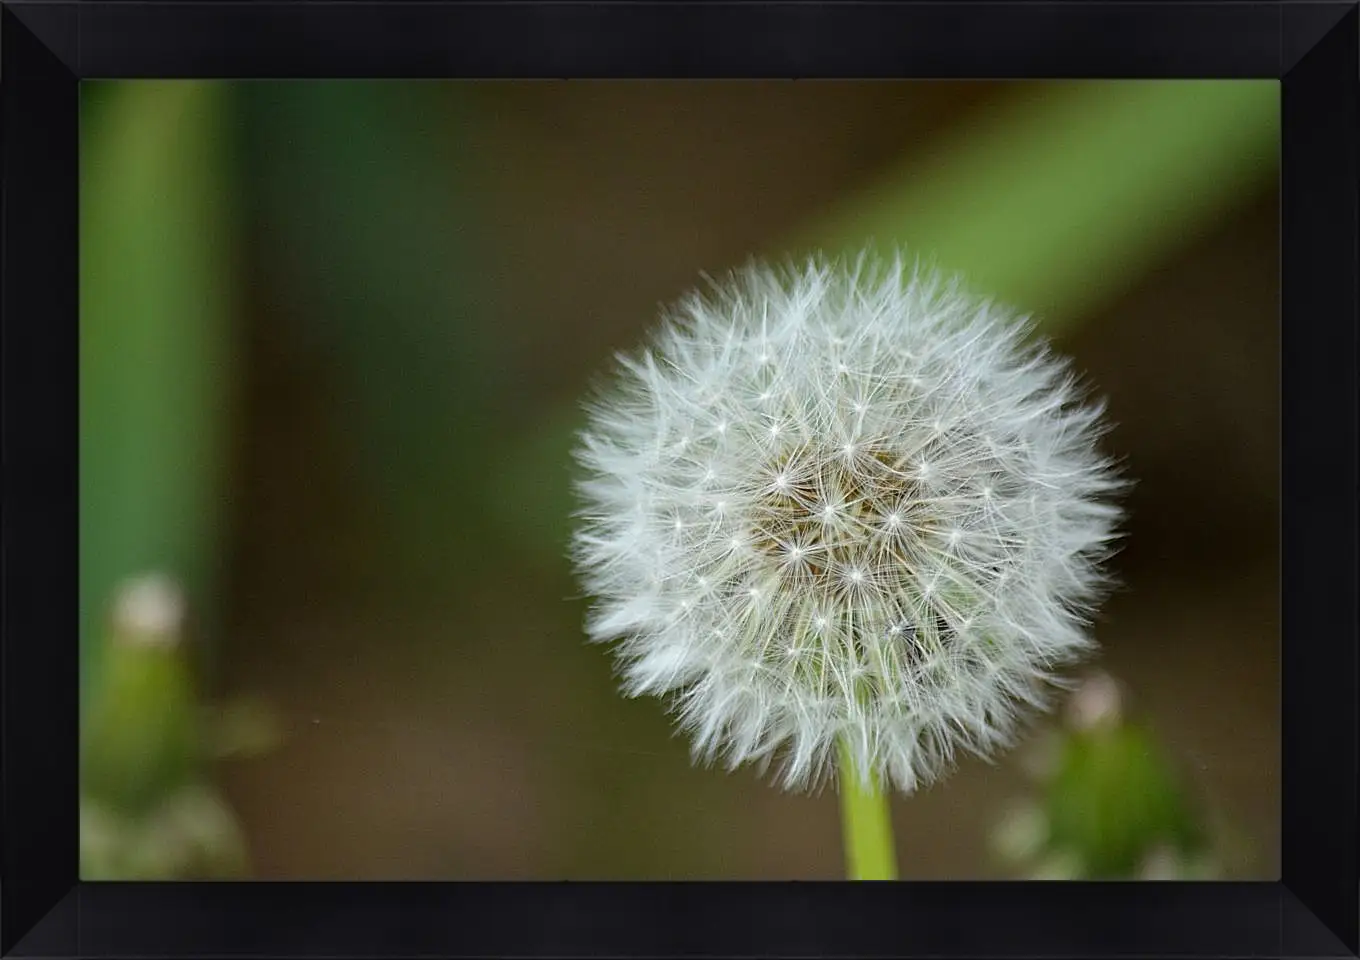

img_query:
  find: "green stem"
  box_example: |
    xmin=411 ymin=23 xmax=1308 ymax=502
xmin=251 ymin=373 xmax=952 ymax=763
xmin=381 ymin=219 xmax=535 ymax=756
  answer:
xmin=838 ymin=738 xmax=899 ymax=880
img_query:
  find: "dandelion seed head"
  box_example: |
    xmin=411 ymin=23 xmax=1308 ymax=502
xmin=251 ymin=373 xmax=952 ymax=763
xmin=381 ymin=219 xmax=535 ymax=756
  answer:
xmin=571 ymin=251 xmax=1125 ymax=794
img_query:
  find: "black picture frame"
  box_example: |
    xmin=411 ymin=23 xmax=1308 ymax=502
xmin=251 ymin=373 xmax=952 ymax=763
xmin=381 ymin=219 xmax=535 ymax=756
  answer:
xmin=3 ymin=2 xmax=1355 ymax=957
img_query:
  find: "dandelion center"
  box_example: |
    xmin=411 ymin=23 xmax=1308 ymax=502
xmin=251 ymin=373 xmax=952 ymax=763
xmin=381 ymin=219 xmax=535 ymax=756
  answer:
xmin=739 ymin=442 xmax=962 ymax=670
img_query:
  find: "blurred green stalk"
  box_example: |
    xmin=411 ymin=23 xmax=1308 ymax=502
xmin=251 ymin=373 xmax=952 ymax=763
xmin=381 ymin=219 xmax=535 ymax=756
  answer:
xmin=80 ymin=81 xmax=236 ymax=707
xmin=797 ymin=80 xmax=1279 ymax=333
xmin=838 ymin=738 xmax=898 ymax=880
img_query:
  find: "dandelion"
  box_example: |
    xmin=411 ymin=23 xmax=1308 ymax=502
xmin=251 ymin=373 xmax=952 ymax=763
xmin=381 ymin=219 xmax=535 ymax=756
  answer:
xmin=570 ymin=250 xmax=1124 ymax=875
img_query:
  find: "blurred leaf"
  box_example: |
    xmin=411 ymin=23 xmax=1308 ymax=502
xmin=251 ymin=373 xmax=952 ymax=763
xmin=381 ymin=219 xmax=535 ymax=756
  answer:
xmin=80 ymin=81 xmax=237 ymax=703
xmin=154 ymin=783 xmax=252 ymax=877
xmin=81 ymin=785 xmax=250 ymax=880
xmin=795 ymin=80 xmax=1279 ymax=334
xmin=1043 ymin=721 xmax=1205 ymax=877
xmin=80 ymin=575 xmax=256 ymax=879
xmin=992 ymin=673 xmax=1220 ymax=880
xmin=79 ymin=800 xmax=126 ymax=880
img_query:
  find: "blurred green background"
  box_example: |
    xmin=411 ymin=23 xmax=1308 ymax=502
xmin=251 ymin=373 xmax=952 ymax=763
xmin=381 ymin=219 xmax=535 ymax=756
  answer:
xmin=80 ymin=80 xmax=1279 ymax=880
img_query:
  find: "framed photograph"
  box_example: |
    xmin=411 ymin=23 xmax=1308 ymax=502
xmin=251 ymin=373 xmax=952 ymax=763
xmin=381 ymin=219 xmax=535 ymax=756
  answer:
xmin=3 ymin=3 xmax=1355 ymax=957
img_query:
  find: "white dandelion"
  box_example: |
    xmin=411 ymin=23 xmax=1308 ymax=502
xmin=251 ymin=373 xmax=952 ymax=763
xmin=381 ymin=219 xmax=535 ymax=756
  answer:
xmin=571 ymin=251 xmax=1125 ymax=796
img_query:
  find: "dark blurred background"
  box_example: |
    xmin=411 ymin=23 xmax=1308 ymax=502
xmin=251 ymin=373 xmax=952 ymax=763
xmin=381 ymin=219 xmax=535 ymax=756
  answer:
xmin=80 ymin=80 xmax=1279 ymax=880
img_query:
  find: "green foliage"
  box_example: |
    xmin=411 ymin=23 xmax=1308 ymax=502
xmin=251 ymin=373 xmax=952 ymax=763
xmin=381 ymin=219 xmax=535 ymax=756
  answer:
xmin=82 ymin=786 xmax=249 ymax=880
xmin=80 ymin=577 xmax=263 ymax=879
xmin=81 ymin=631 xmax=202 ymax=815
xmin=990 ymin=674 xmax=1219 ymax=880
xmin=1042 ymin=722 xmax=1206 ymax=878
xmin=80 ymin=81 xmax=237 ymax=703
